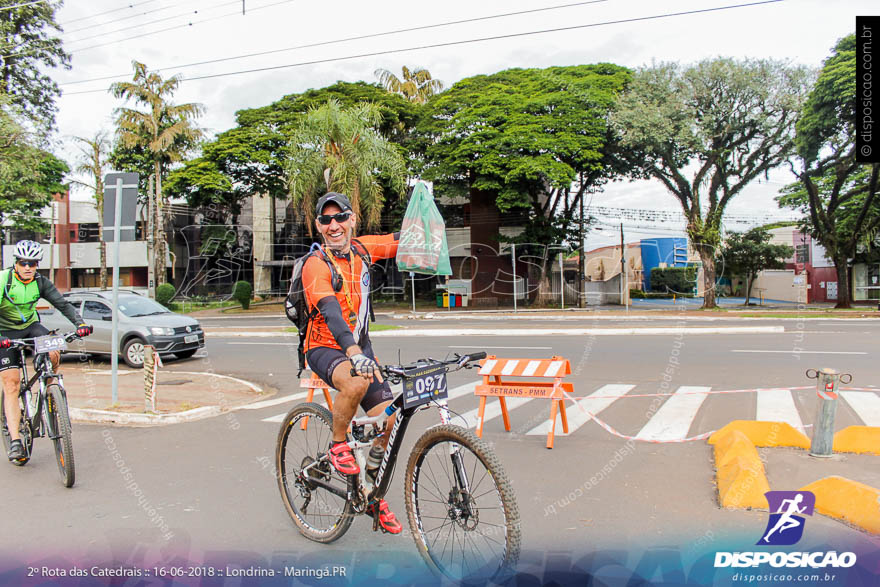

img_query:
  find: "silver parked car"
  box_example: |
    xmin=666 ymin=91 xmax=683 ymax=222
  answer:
xmin=37 ymin=290 xmax=205 ymax=368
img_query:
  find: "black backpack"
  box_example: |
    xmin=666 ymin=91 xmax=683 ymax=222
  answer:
xmin=285 ymin=240 xmax=374 ymax=376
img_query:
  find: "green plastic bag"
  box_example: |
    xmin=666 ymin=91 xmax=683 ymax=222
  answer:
xmin=396 ymin=182 xmax=451 ymax=275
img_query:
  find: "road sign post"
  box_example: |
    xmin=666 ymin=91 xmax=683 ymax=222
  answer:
xmin=104 ymin=172 xmax=139 ymax=405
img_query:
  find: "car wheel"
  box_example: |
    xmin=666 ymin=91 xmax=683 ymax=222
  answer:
xmin=122 ymin=337 xmax=146 ymax=369
xmin=175 ymin=349 xmax=198 ymax=359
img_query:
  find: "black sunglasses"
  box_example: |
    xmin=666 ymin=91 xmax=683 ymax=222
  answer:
xmin=16 ymin=260 xmax=38 ymax=268
xmin=317 ymin=212 xmax=352 ymax=225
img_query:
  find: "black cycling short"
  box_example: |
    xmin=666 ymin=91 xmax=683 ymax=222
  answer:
xmin=306 ymin=343 xmax=393 ymax=413
xmin=0 ymin=322 xmax=50 ymax=373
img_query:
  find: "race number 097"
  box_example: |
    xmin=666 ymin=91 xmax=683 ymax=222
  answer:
xmin=414 ymin=374 xmax=444 ymax=394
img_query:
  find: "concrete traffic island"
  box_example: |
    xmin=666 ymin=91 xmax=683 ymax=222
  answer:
xmin=709 ymin=420 xmax=880 ymax=535
xmin=56 ymin=361 xmax=272 ymax=426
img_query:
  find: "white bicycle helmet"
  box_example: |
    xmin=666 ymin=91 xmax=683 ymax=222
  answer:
xmin=13 ymin=240 xmax=43 ymax=262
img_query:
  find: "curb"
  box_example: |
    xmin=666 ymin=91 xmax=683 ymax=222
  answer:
xmin=800 ymin=476 xmax=880 ymax=535
xmin=833 ymin=426 xmax=880 ymax=455
xmin=712 ymin=428 xmax=771 ymax=509
xmin=708 ymin=420 xmax=811 ymax=449
xmin=70 ymin=406 xmax=221 ymax=425
xmin=205 ymin=326 xmax=785 ymax=338
xmin=68 ymin=371 xmax=264 ymax=426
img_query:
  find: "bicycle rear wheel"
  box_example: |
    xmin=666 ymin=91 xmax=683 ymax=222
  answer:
xmin=405 ymin=424 xmax=521 ymax=585
xmin=275 ymin=402 xmax=354 ymax=543
xmin=46 ymin=384 xmax=75 ymax=487
xmin=0 ymin=390 xmax=33 ymax=466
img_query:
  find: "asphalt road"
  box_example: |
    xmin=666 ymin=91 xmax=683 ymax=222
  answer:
xmin=2 ymin=314 xmax=878 ymax=585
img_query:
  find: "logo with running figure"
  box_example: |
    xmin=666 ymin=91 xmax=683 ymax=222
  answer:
xmin=758 ymin=491 xmax=815 ymax=546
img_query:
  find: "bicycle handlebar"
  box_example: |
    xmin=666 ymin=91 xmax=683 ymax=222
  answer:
xmin=5 ymin=330 xmax=81 ymax=349
xmin=380 ymin=351 xmax=487 ymax=379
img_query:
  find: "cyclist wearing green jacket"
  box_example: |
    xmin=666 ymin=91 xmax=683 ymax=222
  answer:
xmin=0 ymin=240 xmax=93 ymax=462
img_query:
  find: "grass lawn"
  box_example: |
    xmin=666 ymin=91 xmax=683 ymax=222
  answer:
xmin=171 ymin=300 xmax=238 ymax=313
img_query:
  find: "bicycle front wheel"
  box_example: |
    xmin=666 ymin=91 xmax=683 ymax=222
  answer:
xmin=0 ymin=390 xmax=33 ymax=466
xmin=275 ymin=402 xmax=354 ymax=543
xmin=46 ymin=384 xmax=75 ymax=487
xmin=405 ymin=424 xmax=521 ymax=584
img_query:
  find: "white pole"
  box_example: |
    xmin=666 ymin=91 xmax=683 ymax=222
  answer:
xmin=410 ymin=271 xmax=416 ymax=314
xmin=111 ymin=178 xmax=123 ymax=404
xmin=511 ymin=242 xmax=517 ymax=313
xmin=49 ymin=200 xmax=56 ymax=283
xmin=560 ymin=252 xmax=564 ymax=310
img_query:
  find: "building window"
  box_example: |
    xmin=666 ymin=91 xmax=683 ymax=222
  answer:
xmin=77 ymin=223 xmax=100 ymax=242
xmin=795 ymin=244 xmax=810 ymax=264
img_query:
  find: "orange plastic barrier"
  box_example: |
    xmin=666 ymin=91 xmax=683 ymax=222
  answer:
xmin=299 ymin=376 xmax=335 ymax=430
xmin=475 ymin=356 xmax=574 ymax=449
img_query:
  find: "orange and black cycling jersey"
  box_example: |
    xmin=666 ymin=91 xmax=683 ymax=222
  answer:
xmin=302 ymin=234 xmax=399 ymax=353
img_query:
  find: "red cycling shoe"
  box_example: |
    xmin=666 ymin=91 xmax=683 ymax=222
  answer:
xmin=367 ymin=499 xmax=402 ymax=534
xmin=328 ymin=442 xmax=360 ymax=475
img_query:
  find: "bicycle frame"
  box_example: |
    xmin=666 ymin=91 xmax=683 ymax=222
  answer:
xmin=297 ymin=391 xmax=417 ymax=507
xmin=12 ymin=345 xmax=66 ymax=442
xmin=298 ymin=356 xmax=479 ymax=511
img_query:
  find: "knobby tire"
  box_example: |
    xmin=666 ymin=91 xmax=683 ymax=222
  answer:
xmin=276 ymin=402 xmax=354 ymax=543
xmin=47 ymin=384 xmax=75 ymax=487
xmin=0 ymin=390 xmax=33 ymax=466
xmin=404 ymin=424 xmax=521 ymax=585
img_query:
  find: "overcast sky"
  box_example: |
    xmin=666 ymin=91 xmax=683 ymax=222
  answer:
xmin=51 ymin=0 xmax=873 ymax=244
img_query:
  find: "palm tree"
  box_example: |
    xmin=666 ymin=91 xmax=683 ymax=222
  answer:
xmin=374 ymin=66 xmax=444 ymax=104
xmin=70 ymin=131 xmax=110 ymax=289
xmin=286 ymin=99 xmax=407 ymax=233
xmin=110 ymin=61 xmax=203 ymax=288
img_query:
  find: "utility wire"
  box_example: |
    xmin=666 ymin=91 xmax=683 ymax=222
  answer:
xmin=0 ymin=0 xmax=49 ymax=12
xmin=63 ymin=0 xmax=243 ymax=44
xmin=2 ymin=0 xmax=294 ymax=60
xmin=60 ymin=0 xmax=610 ymax=86
xmin=61 ymin=0 xmax=786 ymax=96
xmin=59 ymin=0 xmax=162 ymax=26
xmin=62 ymin=1 xmax=187 ymax=36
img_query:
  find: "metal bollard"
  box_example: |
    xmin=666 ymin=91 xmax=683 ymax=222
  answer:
xmin=806 ymin=367 xmax=852 ymax=457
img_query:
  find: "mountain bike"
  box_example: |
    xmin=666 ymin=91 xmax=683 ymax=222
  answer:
xmin=275 ymin=351 xmax=521 ymax=584
xmin=0 ymin=330 xmax=79 ymax=487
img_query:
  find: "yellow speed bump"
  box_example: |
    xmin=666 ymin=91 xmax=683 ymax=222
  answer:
xmin=708 ymin=420 xmax=810 ymax=449
xmin=801 ymin=476 xmax=880 ymax=535
xmin=833 ymin=426 xmax=880 ymax=455
xmin=713 ymin=428 xmax=770 ymax=510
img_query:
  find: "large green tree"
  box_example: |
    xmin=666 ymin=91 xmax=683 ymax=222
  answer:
xmin=70 ymin=131 xmax=111 ymax=288
xmin=0 ymin=0 xmax=70 ymax=129
xmin=110 ymin=61 xmax=204 ymax=289
xmin=375 ymin=66 xmax=444 ymax=104
xmin=718 ymin=227 xmax=793 ymax=305
xmin=0 ymin=96 xmax=68 ymax=256
xmin=612 ymin=58 xmax=811 ymax=309
xmin=418 ymin=64 xmax=632 ymax=300
xmin=777 ymin=35 xmax=880 ymax=308
xmin=166 ymin=81 xmax=418 ymax=229
xmin=286 ymin=99 xmax=407 ymax=232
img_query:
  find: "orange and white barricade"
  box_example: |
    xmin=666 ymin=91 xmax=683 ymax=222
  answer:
xmin=299 ymin=376 xmax=335 ymax=430
xmin=475 ymin=355 xmax=574 ymax=449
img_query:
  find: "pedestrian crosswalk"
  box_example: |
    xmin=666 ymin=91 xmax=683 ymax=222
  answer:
xmin=258 ymin=381 xmax=880 ymax=443
xmin=635 ymin=386 xmax=711 ymax=442
xmin=757 ymin=389 xmax=806 ymax=434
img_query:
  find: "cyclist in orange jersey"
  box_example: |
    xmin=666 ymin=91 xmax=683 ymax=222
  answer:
xmin=301 ymin=192 xmax=402 ymax=533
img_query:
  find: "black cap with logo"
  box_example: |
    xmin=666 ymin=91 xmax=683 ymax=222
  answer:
xmin=315 ymin=192 xmax=353 ymax=216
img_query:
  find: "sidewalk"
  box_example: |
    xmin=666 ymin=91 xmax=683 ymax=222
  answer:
xmin=57 ymin=361 xmax=272 ymax=426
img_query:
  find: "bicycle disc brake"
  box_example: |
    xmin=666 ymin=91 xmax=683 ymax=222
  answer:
xmin=448 ymin=488 xmax=479 ymax=531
